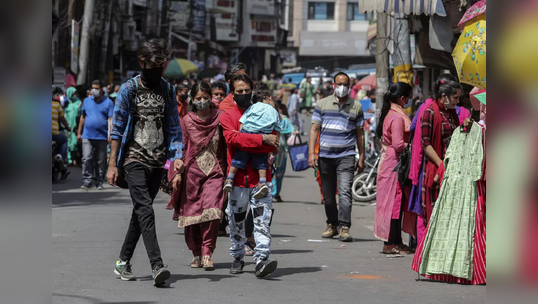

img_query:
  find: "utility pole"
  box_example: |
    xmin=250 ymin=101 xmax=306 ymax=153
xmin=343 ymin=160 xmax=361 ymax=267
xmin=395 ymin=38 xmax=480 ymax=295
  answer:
xmin=77 ymin=0 xmax=95 ymax=85
xmin=100 ymin=0 xmax=114 ymax=82
xmin=187 ymin=0 xmax=195 ymax=61
xmin=375 ymin=12 xmax=389 ymax=113
xmin=392 ymin=12 xmax=413 ymax=86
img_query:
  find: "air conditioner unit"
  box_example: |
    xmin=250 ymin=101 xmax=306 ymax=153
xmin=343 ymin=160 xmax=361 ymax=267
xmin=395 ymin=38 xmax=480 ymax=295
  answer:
xmin=123 ymin=21 xmax=137 ymax=41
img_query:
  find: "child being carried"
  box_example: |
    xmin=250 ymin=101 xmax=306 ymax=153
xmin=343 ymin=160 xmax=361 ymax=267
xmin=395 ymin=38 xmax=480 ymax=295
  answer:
xmin=223 ymin=84 xmax=281 ymax=199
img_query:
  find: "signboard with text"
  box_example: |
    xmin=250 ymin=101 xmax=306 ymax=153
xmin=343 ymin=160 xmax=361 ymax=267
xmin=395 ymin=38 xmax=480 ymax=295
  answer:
xmin=247 ymin=0 xmax=275 ymax=15
xmin=299 ymin=31 xmax=370 ymax=56
xmin=214 ymin=0 xmax=239 ymax=41
xmin=71 ymin=20 xmax=80 ymax=74
xmin=250 ymin=19 xmax=277 ymax=48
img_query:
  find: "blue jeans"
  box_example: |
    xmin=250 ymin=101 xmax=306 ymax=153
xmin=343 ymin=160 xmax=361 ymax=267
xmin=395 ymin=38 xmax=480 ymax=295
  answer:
xmin=52 ymin=133 xmax=67 ymax=160
xmin=319 ymin=156 xmax=355 ymax=230
xmin=231 ymin=130 xmax=269 ymax=171
xmin=231 ymin=149 xmax=268 ymax=171
xmin=226 ymin=184 xmax=273 ymax=262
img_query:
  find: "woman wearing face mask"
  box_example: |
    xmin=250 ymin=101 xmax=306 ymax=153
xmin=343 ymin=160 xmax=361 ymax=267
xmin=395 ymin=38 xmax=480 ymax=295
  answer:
xmin=176 ymin=84 xmax=189 ymax=118
xmin=374 ymin=82 xmax=415 ymax=254
xmin=419 ymin=79 xmax=461 ymax=230
xmin=175 ymin=82 xmax=227 ymax=270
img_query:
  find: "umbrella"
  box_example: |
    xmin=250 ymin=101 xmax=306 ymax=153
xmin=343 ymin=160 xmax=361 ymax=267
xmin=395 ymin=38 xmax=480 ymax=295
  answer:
xmin=163 ymin=59 xmax=199 ymax=78
xmin=452 ymin=15 xmax=486 ymax=89
xmin=354 ymin=74 xmax=376 ymax=91
xmin=470 ymin=88 xmax=486 ymax=110
xmin=458 ymin=0 xmax=486 ymax=30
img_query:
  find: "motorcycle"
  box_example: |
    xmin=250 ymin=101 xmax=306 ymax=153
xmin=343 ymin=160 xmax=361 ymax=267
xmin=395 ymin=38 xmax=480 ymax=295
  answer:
xmin=52 ymin=141 xmax=68 ymax=181
xmin=352 ymin=130 xmax=381 ymax=202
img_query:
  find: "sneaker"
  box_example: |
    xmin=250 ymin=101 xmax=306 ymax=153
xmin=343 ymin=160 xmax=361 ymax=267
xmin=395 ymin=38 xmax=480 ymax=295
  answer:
xmin=321 ymin=224 xmax=338 ymax=238
xmin=152 ymin=265 xmax=171 ymax=287
xmin=339 ymin=227 xmax=353 ymax=242
xmin=60 ymin=170 xmax=71 ymax=180
xmin=253 ymin=182 xmax=269 ymax=200
xmin=96 ymin=184 xmax=104 ymax=190
xmin=223 ymin=178 xmax=234 ymax=193
xmin=80 ymin=185 xmax=90 ymax=190
xmin=255 ymin=259 xmax=278 ymax=278
xmin=230 ymin=258 xmax=245 ymax=274
xmin=114 ymin=261 xmax=136 ymax=281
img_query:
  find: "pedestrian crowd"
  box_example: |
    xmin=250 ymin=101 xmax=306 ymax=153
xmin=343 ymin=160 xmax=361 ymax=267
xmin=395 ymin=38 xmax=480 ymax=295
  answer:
xmin=53 ymin=38 xmax=485 ymax=287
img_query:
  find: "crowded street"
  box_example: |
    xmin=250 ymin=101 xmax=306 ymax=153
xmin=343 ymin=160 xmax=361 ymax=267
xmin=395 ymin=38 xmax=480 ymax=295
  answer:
xmin=53 ymin=1 xmax=488 ymax=303
xmin=53 ymin=114 xmax=484 ymax=304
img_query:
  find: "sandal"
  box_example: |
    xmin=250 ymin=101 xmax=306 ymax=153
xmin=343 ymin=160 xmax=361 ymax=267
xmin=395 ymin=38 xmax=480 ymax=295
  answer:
xmin=245 ymin=241 xmax=256 ymax=256
xmin=203 ymin=255 xmax=214 ymax=271
xmin=190 ymin=256 xmax=202 ymax=268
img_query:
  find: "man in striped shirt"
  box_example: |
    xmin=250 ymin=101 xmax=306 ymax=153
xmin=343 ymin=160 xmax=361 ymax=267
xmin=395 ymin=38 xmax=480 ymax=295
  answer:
xmin=308 ymin=72 xmax=365 ymax=242
xmin=52 ymin=100 xmax=70 ymax=179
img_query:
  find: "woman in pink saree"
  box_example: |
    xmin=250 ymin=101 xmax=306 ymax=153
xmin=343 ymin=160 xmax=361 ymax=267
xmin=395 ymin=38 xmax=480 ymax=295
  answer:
xmin=374 ymin=82 xmax=415 ymax=254
xmin=179 ymin=82 xmax=227 ymax=270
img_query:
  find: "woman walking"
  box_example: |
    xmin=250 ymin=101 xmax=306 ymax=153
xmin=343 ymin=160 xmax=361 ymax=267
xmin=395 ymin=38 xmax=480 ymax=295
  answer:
xmin=272 ymin=100 xmax=296 ymax=202
xmin=374 ymin=82 xmax=414 ymax=254
xmin=64 ymin=87 xmax=82 ymax=165
xmin=179 ymin=82 xmax=227 ymax=270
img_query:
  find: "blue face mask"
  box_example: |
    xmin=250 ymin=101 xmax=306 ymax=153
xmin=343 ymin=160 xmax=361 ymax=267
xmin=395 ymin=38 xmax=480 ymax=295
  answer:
xmin=403 ymin=98 xmax=413 ymax=109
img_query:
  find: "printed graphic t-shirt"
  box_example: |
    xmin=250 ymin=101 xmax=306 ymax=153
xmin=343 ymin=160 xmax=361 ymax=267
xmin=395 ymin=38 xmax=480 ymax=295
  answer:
xmin=124 ymin=86 xmax=167 ymax=168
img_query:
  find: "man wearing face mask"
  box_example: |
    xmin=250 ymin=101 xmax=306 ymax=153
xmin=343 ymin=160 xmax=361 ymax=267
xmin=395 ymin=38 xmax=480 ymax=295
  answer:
xmin=308 ymin=72 xmax=366 ymax=242
xmin=220 ymin=73 xmax=280 ymax=278
xmin=77 ymin=80 xmax=114 ymax=190
xmin=219 ymin=63 xmax=248 ymax=112
xmin=107 ymin=38 xmax=184 ymax=287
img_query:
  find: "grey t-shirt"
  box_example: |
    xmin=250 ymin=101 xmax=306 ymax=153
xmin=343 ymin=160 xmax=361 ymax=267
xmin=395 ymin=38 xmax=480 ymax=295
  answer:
xmin=124 ymin=86 xmax=167 ymax=168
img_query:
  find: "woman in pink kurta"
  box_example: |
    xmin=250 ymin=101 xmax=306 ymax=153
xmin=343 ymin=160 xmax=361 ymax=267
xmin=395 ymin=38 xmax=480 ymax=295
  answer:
xmin=374 ymin=82 xmax=413 ymax=254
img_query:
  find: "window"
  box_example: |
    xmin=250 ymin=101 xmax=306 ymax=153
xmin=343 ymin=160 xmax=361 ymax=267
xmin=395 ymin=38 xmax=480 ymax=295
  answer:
xmin=308 ymin=2 xmax=335 ymax=20
xmin=347 ymin=3 xmax=367 ymax=21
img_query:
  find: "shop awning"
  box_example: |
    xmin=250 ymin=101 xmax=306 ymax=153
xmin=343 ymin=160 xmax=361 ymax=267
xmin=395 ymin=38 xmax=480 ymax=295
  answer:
xmin=358 ymin=0 xmax=447 ymax=16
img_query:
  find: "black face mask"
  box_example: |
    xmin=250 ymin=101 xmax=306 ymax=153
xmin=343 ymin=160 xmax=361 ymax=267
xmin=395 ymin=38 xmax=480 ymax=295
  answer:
xmin=371 ymin=98 xmax=376 ymax=103
xmin=141 ymin=63 xmax=164 ymax=88
xmin=179 ymin=94 xmax=188 ymax=101
xmin=234 ymin=93 xmax=253 ymax=109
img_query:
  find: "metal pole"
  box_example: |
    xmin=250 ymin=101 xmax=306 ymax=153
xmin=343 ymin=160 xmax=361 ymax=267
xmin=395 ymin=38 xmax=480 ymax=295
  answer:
xmin=77 ymin=0 xmax=95 ymax=85
xmin=375 ymin=12 xmax=389 ymax=114
xmin=187 ymin=30 xmax=192 ymax=61
xmin=392 ymin=12 xmax=413 ymax=86
xmin=100 ymin=0 xmax=114 ymax=81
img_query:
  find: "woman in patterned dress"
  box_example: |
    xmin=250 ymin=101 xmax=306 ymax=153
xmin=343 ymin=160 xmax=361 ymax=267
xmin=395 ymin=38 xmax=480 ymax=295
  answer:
xmin=179 ymin=82 xmax=227 ymax=270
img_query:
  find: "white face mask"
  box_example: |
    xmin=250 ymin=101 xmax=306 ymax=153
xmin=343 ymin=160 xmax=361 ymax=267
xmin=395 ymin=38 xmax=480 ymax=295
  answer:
xmin=335 ymin=85 xmax=349 ymax=98
xmin=403 ymin=98 xmax=413 ymax=109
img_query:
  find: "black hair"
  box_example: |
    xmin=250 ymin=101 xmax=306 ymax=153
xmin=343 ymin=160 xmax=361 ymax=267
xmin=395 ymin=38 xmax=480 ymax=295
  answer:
xmin=92 ymin=79 xmax=103 ymax=89
xmin=188 ymin=81 xmax=215 ymax=112
xmin=225 ymin=63 xmax=247 ymax=82
xmin=176 ymin=84 xmax=189 ymax=94
xmin=333 ymin=72 xmax=351 ymax=85
xmin=277 ymin=99 xmax=289 ymax=117
xmin=290 ymin=88 xmax=297 ymax=95
xmin=288 ymin=78 xmax=292 ymax=83
xmin=433 ymin=74 xmax=461 ymax=100
xmin=253 ymin=82 xmax=271 ymax=104
xmin=230 ymin=73 xmax=253 ymax=94
xmin=52 ymin=86 xmax=64 ymax=96
xmin=137 ymin=38 xmax=171 ymax=66
xmin=376 ymin=82 xmax=413 ymax=138
xmin=210 ymin=81 xmax=227 ymax=93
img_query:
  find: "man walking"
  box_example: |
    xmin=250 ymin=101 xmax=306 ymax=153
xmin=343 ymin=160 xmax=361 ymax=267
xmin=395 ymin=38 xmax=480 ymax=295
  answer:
xmin=308 ymin=72 xmax=366 ymax=242
xmin=107 ymin=38 xmax=184 ymax=287
xmin=78 ymin=80 xmax=114 ymax=190
xmin=299 ymin=77 xmax=317 ymax=116
xmin=287 ymin=88 xmax=304 ymax=135
xmin=220 ymin=73 xmax=279 ymax=278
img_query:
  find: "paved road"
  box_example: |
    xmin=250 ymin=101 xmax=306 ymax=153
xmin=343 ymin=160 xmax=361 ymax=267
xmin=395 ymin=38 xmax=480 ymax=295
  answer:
xmin=53 ymin=115 xmax=485 ymax=304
